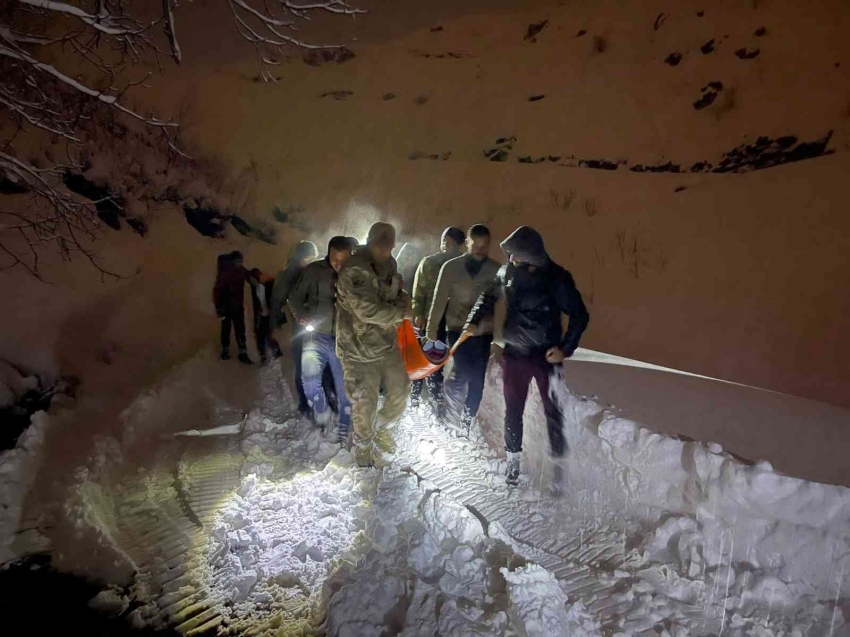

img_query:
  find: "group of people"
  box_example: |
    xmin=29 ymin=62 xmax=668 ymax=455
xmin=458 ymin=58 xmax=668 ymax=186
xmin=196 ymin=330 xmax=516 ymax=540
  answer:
xmin=212 ymin=221 xmax=590 ymax=485
xmin=214 ymin=251 xmax=282 ymax=365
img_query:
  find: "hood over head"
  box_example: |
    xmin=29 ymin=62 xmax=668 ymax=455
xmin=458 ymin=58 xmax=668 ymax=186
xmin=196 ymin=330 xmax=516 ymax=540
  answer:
xmin=500 ymin=226 xmax=549 ymax=267
xmin=395 ymin=241 xmax=421 ymax=267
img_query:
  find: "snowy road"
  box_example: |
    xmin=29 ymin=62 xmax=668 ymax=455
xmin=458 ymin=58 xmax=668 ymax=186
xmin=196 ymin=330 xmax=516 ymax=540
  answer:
xmin=19 ymin=356 xmax=848 ymax=636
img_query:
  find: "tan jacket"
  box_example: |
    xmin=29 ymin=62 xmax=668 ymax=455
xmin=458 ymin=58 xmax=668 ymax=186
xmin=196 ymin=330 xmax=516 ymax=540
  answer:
xmin=411 ymin=249 xmax=460 ymax=320
xmin=427 ymin=254 xmax=500 ymax=340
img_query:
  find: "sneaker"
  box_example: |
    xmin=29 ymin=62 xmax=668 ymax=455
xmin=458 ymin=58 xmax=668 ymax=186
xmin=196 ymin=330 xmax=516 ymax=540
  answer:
xmin=505 ymin=452 xmax=520 ymax=486
xmin=237 ymin=352 xmax=252 ymax=365
xmin=221 ymin=348 xmax=231 ymax=361
xmin=422 ymin=339 xmax=449 ymax=363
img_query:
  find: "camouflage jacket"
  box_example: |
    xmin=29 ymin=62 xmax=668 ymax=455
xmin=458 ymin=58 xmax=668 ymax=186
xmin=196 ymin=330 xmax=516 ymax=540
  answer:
xmin=336 ymin=248 xmax=407 ymax=363
xmin=412 ymin=250 xmax=460 ymax=320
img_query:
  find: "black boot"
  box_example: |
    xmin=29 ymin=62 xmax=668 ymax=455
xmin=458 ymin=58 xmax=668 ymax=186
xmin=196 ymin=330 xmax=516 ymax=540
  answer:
xmin=238 ymin=352 xmax=252 ymax=365
xmin=505 ymin=452 xmax=520 ymax=486
xmin=221 ymin=347 xmax=231 ymax=361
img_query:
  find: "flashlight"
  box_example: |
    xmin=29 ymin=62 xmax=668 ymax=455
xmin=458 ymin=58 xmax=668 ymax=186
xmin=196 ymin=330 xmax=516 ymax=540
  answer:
xmin=305 ymin=324 xmax=315 ymax=332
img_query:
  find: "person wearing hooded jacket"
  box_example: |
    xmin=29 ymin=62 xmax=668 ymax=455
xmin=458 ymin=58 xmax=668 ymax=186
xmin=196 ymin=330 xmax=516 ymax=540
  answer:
xmin=213 ymin=251 xmax=252 ymax=364
xmin=465 ymin=226 xmax=589 ymax=486
xmin=395 ymin=241 xmax=422 ymax=296
xmin=271 ymin=240 xmax=319 ymax=413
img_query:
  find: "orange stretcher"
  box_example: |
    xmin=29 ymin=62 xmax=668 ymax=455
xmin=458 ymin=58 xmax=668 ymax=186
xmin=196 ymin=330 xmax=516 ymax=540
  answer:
xmin=398 ymin=319 xmax=468 ymax=380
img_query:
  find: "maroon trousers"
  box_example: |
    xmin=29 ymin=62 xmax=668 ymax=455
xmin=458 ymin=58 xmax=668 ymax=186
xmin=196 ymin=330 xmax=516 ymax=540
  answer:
xmin=503 ymin=349 xmax=566 ymax=457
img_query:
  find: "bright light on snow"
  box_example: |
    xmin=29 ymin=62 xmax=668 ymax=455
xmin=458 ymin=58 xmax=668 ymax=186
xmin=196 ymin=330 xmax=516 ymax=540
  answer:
xmin=204 ymin=468 xmax=364 ymax=629
xmin=18 ymin=356 xmax=847 ymax=636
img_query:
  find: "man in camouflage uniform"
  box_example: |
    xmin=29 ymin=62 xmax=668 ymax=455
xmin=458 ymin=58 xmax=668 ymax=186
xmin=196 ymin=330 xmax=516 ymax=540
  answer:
xmin=410 ymin=227 xmax=465 ymax=407
xmin=336 ymin=222 xmax=412 ymax=467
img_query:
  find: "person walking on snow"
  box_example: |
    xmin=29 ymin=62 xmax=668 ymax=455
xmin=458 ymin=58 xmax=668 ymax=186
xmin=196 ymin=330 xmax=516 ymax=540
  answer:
xmin=395 ymin=241 xmax=422 ymax=296
xmin=336 ymin=222 xmax=412 ymax=467
xmin=289 ymin=237 xmax=354 ymax=442
xmin=248 ymin=268 xmax=283 ymax=365
xmin=465 ymin=226 xmax=589 ymax=487
xmin=271 ymin=240 xmax=319 ymax=414
xmin=427 ymin=224 xmax=500 ymax=432
xmin=213 ymin=251 xmax=252 ymax=364
xmin=410 ymin=226 xmax=465 ymax=408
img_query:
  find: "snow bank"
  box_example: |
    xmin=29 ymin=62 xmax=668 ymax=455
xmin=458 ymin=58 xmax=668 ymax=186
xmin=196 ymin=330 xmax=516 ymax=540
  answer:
xmin=502 ymin=564 xmax=599 ymax=637
xmin=327 ymin=469 xmax=518 ymax=637
xmin=0 ymin=411 xmax=49 ymax=566
xmin=477 ymin=362 xmax=850 ymax=630
xmin=0 ymin=360 xmax=39 ymax=409
xmin=39 ymin=351 xmax=848 ymax=635
xmin=204 ymin=461 xmax=370 ymax=629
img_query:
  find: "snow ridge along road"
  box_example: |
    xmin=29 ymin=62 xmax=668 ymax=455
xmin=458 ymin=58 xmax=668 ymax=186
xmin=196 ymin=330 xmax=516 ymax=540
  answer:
xmin=35 ymin=357 xmax=850 ymax=636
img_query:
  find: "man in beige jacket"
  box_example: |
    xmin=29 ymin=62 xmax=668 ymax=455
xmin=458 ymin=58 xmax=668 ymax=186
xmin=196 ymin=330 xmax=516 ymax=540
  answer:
xmin=426 ymin=225 xmax=500 ymax=430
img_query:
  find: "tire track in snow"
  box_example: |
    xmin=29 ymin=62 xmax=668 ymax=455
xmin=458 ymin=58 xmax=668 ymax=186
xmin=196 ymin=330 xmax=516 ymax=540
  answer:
xmin=111 ymin=436 xmax=242 ymax=634
xmin=394 ymin=413 xmax=715 ymax=634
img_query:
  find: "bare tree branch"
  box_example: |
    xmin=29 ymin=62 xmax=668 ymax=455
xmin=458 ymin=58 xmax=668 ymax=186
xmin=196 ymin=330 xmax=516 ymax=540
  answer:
xmin=162 ymin=0 xmax=181 ymax=64
xmin=0 ymin=0 xmax=364 ymax=278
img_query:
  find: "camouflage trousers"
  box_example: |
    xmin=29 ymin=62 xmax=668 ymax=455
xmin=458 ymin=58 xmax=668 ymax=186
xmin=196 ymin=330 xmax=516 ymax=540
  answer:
xmin=340 ymin=349 xmax=410 ymax=467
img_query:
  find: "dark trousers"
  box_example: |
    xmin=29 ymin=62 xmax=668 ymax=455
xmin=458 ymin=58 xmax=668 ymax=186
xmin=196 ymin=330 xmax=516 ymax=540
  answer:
xmin=254 ymin=315 xmax=282 ymax=360
xmin=221 ymin=310 xmax=247 ymax=353
xmin=503 ymin=349 xmax=565 ymax=457
xmin=445 ymin=331 xmax=492 ymax=422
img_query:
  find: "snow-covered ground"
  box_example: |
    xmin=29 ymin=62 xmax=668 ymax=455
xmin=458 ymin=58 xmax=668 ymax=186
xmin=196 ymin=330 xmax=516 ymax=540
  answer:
xmin=4 ymin=351 xmax=849 ymax=636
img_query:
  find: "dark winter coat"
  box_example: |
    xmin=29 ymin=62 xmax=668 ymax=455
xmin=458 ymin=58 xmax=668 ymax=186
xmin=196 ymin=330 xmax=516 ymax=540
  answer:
xmin=213 ymin=265 xmax=249 ymax=316
xmin=270 ymin=261 xmax=303 ymax=328
xmin=250 ymin=272 xmax=275 ymax=320
xmin=467 ymin=226 xmax=589 ymax=357
xmin=289 ymin=258 xmax=339 ymax=335
xmin=395 ymin=242 xmax=422 ymax=296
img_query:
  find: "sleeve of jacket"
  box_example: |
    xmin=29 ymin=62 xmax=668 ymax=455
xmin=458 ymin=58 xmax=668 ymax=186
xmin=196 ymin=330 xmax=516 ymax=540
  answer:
xmin=466 ymin=266 xmax=504 ymax=329
xmin=556 ymin=270 xmax=590 ymax=357
xmin=426 ymin=260 xmax=453 ymax=341
xmin=270 ymin=269 xmax=296 ymax=327
xmin=412 ymin=258 xmax=429 ymax=319
xmin=288 ymin=268 xmax=313 ymax=323
xmin=213 ymin=284 xmax=223 ymax=316
xmin=337 ymin=264 xmax=406 ymax=327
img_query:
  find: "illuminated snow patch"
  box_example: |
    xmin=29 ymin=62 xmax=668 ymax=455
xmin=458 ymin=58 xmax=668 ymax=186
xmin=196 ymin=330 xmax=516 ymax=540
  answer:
xmin=205 ymin=466 xmax=367 ymax=626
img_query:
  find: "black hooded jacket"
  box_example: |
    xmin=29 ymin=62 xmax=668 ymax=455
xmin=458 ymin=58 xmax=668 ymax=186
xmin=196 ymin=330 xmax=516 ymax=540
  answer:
xmin=467 ymin=226 xmax=590 ymax=357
